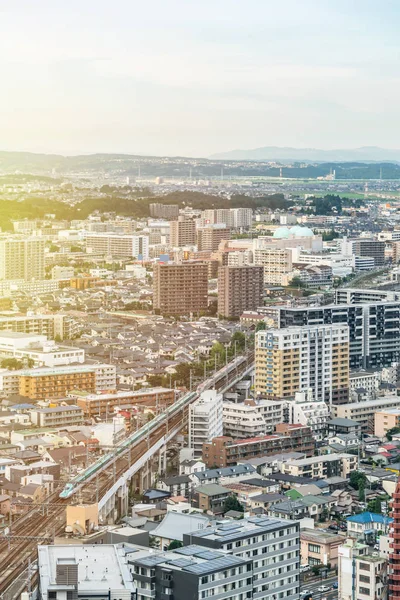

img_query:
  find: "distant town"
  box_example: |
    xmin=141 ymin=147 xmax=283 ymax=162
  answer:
xmin=1 ymin=151 xmax=400 ymax=600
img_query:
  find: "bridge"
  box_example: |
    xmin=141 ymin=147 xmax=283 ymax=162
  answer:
xmin=0 ymin=352 xmax=254 ymax=599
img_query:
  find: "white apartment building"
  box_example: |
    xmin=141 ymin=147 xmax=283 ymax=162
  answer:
xmin=253 ymin=247 xmax=292 ymax=285
xmin=0 ymin=332 xmax=85 ymax=367
xmin=333 ymin=395 xmax=400 ymax=433
xmin=226 ymin=250 xmax=254 ymax=267
xmin=286 ymin=390 xmax=330 ymax=441
xmin=92 ymin=363 xmax=117 ymax=390
xmin=338 ymin=540 xmax=387 ymax=600
xmin=223 ymin=402 xmax=267 ymax=440
xmin=280 ymin=453 xmax=358 ymax=479
xmin=290 ymin=248 xmax=355 ymax=276
xmin=186 ymin=516 xmax=300 ymax=600
xmin=189 ymin=390 xmax=223 ymax=458
xmin=85 ymin=233 xmax=149 ymax=259
xmin=231 ymin=208 xmax=253 ymax=229
xmin=252 ymin=399 xmax=285 ymax=432
xmin=349 ymin=369 xmax=381 ymax=399
xmin=30 ymin=406 xmax=84 ymax=428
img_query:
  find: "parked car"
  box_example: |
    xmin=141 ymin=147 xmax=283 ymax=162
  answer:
xmin=318 ymin=585 xmax=330 ymax=593
xmin=328 ymin=523 xmax=338 ymax=531
xmin=301 ymin=564 xmax=311 ymax=572
xmin=332 ymin=582 xmax=338 ymax=589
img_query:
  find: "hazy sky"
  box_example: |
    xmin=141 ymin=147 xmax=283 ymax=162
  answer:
xmin=1 ymin=0 xmax=399 ymax=157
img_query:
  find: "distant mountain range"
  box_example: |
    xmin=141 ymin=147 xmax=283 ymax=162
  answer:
xmin=209 ymin=146 xmax=400 ymax=163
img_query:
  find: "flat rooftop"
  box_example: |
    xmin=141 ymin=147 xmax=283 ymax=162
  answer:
xmin=38 ymin=544 xmax=135 ymax=599
xmin=185 ymin=515 xmax=297 ymax=544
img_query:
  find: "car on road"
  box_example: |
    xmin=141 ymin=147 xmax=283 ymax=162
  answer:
xmin=332 ymin=582 xmax=338 ymax=589
xmin=318 ymin=585 xmax=331 ymax=593
xmin=300 ymin=590 xmax=312 ymax=598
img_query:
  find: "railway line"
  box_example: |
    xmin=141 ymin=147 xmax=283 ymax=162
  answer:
xmin=0 ymin=352 xmax=254 ymax=598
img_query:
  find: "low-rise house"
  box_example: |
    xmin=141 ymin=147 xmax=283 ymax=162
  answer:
xmin=346 ymin=512 xmax=393 ymax=537
xmin=192 ymin=483 xmax=232 ymax=515
xmin=157 ymin=475 xmax=191 ymax=498
xmin=249 ymin=492 xmax=287 ymax=511
xmin=179 ymin=459 xmax=205 ymax=476
xmin=301 ymin=528 xmax=344 ymax=567
xmin=150 ymin=511 xmax=210 ymax=550
xmin=191 ymin=464 xmax=257 ymax=486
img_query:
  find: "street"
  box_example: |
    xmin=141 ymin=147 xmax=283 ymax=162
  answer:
xmin=301 ymin=574 xmax=338 ymax=600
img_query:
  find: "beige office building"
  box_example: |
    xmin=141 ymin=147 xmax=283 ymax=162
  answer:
xmin=153 ymin=262 xmax=208 ymax=315
xmin=255 ymin=324 xmax=350 ymax=405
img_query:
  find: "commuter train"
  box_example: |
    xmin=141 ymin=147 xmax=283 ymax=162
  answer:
xmin=59 ymin=355 xmax=247 ymax=499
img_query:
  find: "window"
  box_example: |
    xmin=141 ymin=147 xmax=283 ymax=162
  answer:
xmin=308 ymin=544 xmax=320 ymax=554
xmin=359 ymin=587 xmax=370 ymax=596
xmin=359 ymin=563 xmax=370 ymax=571
xmin=359 ymin=575 xmax=370 ymax=584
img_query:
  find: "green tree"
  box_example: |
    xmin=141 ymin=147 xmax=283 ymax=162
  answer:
xmin=230 ymin=331 xmax=246 ymax=352
xmin=358 ymin=484 xmax=365 ymax=502
xmin=167 ymin=540 xmax=183 ymax=550
xmin=223 ymin=495 xmax=244 ymax=514
xmin=255 ymin=321 xmax=266 ymax=332
xmin=349 ymin=471 xmax=367 ymax=491
xmin=0 ymin=358 xmax=24 ymax=370
xmin=386 ymin=427 xmax=400 ymax=441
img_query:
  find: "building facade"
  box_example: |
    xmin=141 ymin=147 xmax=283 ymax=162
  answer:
xmin=0 ymin=236 xmax=45 ymax=280
xmin=169 ymin=216 xmax=196 ymax=247
xmin=202 ymin=424 xmax=315 ymax=468
xmin=273 ymin=302 xmax=400 ymax=369
xmin=189 ymin=390 xmax=223 ymax=459
xmin=153 ymin=262 xmax=208 ymax=316
xmin=217 ymin=265 xmax=264 ymax=318
xmin=253 ymin=247 xmax=293 ymax=285
xmin=255 ymin=324 xmax=350 ymax=405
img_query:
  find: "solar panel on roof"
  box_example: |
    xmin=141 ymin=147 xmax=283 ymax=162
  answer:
xmin=138 ymin=556 xmax=166 ymax=567
xmin=174 ymin=545 xmax=204 ymax=556
xmin=194 ymin=551 xmax=221 ymax=560
xmin=166 ymin=558 xmax=193 ymax=568
xmin=183 ymin=555 xmax=244 ymax=575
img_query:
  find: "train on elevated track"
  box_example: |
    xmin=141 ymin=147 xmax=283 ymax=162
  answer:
xmin=60 ymin=355 xmax=247 ymax=499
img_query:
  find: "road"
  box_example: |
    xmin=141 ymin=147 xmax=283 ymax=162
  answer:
xmin=301 ymin=574 xmax=338 ymax=600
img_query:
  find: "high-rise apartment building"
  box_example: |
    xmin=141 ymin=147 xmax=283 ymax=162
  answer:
xmin=0 ymin=237 xmax=45 ymax=280
xmin=218 ymin=265 xmax=264 ymax=318
xmin=189 ymin=390 xmax=223 ymax=458
xmin=272 ymin=301 xmax=400 ymax=370
xmin=153 ymin=262 xmax=208 ymax=315
xmin=85 ymin=233 xmax=149 ymax=259
xmin=197 ymin=225 xmax=231 ymax=251
xmin=255 ymin=324 xmax=350 ymax=405
xmin=201 ymin=208 xmax=252 ymax=229
xmin=149 ymin=203 xmax=179 ymax=219
xmin=169 ymin=216 xmax=196 ymax=247
xmin=253 ymin=247 xmax=292 ymax=285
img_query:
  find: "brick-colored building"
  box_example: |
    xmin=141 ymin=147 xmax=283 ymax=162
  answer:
xmin=202 ymin=424 xmax=315 ymax=468
xmin=218 ymin=265 xmax=264 ymax=319
xmin=153 ymin=262 xmax=208 ymax=316
xmin=197 ymin=225 xmax=231 ymax=252
xmin=170 ymin=216 xmax=196 ymax=247
xmin=73 ymin=388 xmax=175 ymax=418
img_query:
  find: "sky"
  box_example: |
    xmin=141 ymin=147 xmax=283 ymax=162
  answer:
xmin=0 ymin=0 xmax=400 ymax=157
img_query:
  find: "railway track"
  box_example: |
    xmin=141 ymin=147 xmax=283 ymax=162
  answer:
xmin=0 ymin=354 xmax=253 ymax=597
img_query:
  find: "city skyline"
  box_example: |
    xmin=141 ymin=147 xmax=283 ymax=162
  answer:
xmin=1 ymin=1 xmax=400 ymax=157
